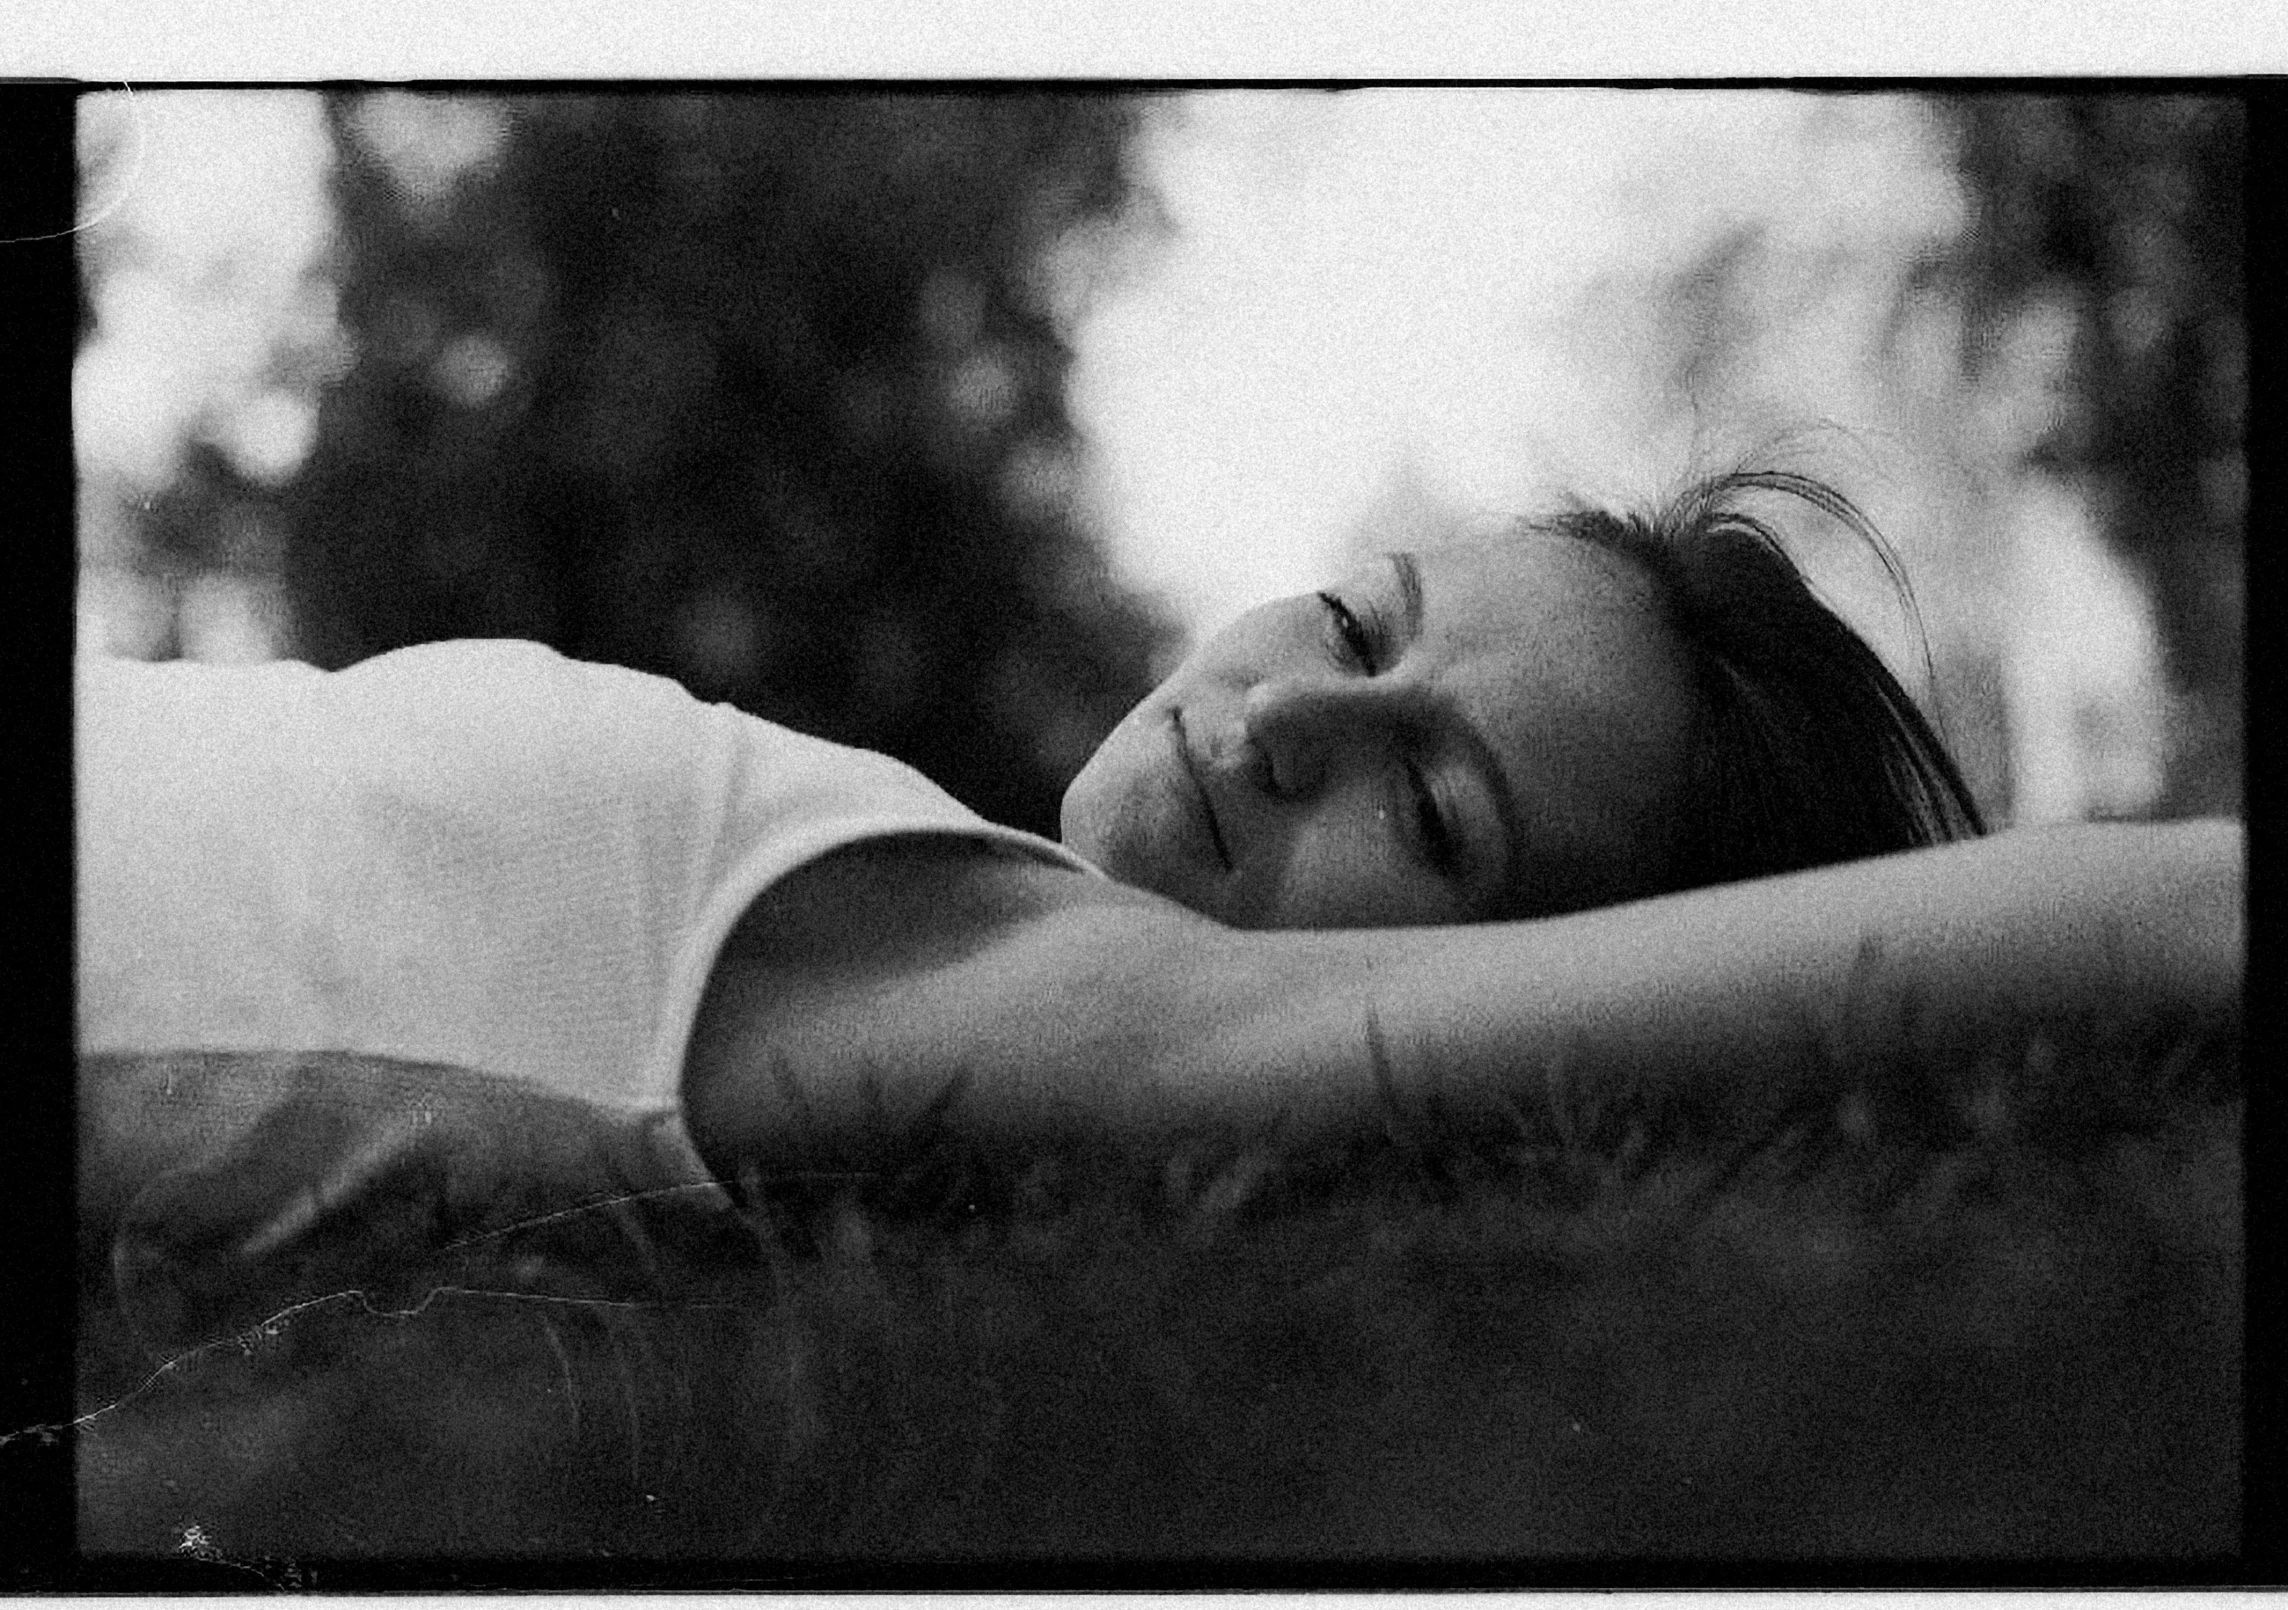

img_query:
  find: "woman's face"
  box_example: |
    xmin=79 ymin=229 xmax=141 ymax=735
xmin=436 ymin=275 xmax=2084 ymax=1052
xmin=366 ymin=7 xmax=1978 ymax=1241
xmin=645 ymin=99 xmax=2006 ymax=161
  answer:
xmin=1060 ymin=534 xmax=1696 ymax=929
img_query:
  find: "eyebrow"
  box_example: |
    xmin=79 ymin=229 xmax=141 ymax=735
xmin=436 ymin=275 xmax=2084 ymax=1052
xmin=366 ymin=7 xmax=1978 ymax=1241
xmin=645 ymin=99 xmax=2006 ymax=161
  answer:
xmin=1384 ymin=549 xmax=1526 ymax=914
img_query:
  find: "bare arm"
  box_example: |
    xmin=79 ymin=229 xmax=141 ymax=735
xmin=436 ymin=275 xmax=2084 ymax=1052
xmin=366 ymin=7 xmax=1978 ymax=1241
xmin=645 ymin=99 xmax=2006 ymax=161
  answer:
xmin=681 ymin=820 xmax=2243 ymax=1181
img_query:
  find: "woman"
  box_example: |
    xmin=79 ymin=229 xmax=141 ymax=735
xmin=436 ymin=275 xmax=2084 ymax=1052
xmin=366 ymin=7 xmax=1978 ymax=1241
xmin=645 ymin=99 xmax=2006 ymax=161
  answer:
xmin=77 ymin=472 xmax=2242 ymax=1247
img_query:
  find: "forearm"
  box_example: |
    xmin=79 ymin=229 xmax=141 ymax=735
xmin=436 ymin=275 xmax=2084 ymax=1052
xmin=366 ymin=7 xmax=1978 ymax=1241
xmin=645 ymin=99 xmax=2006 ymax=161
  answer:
xmin=1371 ymin=818 xmax=2243 ymax=1137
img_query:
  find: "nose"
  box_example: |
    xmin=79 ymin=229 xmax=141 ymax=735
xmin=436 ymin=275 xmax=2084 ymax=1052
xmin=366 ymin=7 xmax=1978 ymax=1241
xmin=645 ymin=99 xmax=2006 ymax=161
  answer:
xmin=1240 ymin=673 xmax=1406 ymax=798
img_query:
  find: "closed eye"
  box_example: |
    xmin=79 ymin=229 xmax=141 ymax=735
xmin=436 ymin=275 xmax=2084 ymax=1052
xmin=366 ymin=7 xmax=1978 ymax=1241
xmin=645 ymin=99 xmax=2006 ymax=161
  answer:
xmin=1317 ymin=591 xmax=1377 ymax=673
xmin=1405 ymin=760 xmax=1461 ymax=874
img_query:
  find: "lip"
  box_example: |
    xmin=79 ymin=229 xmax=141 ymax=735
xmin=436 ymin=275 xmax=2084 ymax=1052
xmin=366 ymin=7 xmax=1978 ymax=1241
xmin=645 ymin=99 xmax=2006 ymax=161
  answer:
xmin=1171 ymin=710 xmax=1233 ymax=871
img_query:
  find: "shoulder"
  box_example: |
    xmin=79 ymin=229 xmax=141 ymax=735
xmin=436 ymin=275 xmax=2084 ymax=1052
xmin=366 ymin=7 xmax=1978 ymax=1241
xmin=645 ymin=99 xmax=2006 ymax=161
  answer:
xmin=337 ymin=639 xmax=686 ymax=714
xmin=323 ymin=641 xmax=756 ymax=792
xmin=77 ymin=641 xmax=629 ymax=734
xmin=680 ymin=833 xmax=1191 ymax=1177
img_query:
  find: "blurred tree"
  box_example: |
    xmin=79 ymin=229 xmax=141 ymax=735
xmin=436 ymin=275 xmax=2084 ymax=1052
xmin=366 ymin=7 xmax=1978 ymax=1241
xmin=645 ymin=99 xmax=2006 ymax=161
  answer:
xmin=267 ymin=92 xmax=1174 ymax=837
xmin=1948 ymin=94 xmax=2244 ymax=818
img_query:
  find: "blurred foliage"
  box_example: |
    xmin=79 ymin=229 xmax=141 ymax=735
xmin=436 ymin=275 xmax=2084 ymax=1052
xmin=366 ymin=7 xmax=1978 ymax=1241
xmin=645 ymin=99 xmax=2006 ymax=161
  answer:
xmin=1598 ymin=93 xmax=2241 ymax=826
xmin=228 ymin=92 xmax=1176 ymax=838
xmin=1949 ymin=94 xmax=2245 ymax=818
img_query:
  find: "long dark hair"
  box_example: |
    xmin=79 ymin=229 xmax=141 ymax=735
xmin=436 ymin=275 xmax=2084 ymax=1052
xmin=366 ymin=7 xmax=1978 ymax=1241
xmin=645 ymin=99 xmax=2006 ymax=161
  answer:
xmin=1547 ymin=469 xmax=1985 ymax=897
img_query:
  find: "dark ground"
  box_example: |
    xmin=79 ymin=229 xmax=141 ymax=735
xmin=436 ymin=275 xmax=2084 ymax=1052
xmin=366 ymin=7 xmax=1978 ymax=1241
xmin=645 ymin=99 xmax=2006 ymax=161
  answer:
xmin=76 ymin=1019 xmax=2241 ymax=1578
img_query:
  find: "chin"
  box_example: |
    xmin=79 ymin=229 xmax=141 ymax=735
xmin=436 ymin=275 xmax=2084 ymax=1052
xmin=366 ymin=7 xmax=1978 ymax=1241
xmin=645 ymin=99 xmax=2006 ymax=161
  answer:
xmin=1053 ymin=783 xmax=1087 ymax=854
xmin=1066 ymin=798 xmax=1207 ymax=917
xmin=1061 ymin=716 xmax=1158 ymax=857
xmin=1056 ymin=759 xmax=1117 ymax=869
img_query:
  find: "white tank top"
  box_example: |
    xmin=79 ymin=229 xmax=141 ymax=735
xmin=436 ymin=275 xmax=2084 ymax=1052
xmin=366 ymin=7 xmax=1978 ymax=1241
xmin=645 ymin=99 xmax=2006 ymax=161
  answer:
xmin=76 ymin=641 xmax=1102 ymax=1142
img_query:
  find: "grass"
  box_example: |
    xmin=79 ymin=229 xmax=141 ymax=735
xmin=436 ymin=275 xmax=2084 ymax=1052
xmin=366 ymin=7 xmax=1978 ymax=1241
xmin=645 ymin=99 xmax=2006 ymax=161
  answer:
xmin=75 ymin=1007 xmax=2241 ymax=1570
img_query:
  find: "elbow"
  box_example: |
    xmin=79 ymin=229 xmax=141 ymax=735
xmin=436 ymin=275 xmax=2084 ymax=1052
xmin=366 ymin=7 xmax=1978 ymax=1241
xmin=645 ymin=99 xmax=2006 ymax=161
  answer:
xmin=2175 ymin=817 xmax=2245 ymax=1018
xmin=2084 ymin=816 xmax=2244 ymax=1033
